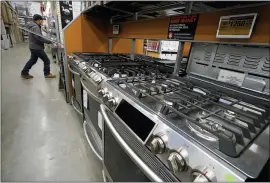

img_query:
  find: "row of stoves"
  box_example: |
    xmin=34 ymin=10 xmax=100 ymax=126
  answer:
xmin=67 ymin=51 xmax=269 ymax=182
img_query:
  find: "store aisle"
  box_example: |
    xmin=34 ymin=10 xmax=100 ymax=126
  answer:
xmin=1 ymin=44 xmax=103 ymax=181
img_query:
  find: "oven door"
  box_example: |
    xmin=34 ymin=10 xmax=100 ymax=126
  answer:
xmin=68 ymin=64 xmax=83 ymax=121
xmin=80 ymin=76 xmax=103 ymax=139
xmin=100 ymin=104 xmax=178 ymax=182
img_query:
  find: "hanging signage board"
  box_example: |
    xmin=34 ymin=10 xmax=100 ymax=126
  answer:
xmin=168 ymin=14 xmax=199 ymax=40
xmin=113 ymin=25 xmax=120 ymax=35
xmin=216 ymin=13 xmax=258 ymax=39
xmin=59 ymin=1 xmax=73 ymax=29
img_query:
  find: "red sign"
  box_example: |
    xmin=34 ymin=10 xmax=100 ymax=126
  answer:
xmin=168 ymin=14 xmax=199 ymax=40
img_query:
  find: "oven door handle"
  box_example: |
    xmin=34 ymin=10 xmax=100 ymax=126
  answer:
xmin=83 ymin=120 xmax=103 ymax=161
xmin=80 ymin=78 xmax=102 ymax=103
xmin=68 ymin=65 xmax=80 ymax=76
xmin=100 ymin=104 xmax=163 ymax=182
xmin=71 ymin=96 xmax=83 ymax=116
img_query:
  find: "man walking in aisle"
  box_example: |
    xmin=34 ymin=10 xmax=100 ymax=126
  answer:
xmin=21 ymin=14 xmax=56 ymax=79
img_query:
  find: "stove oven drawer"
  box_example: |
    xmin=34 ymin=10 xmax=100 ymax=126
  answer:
xmin=83 ymin=119 xmax=103 ymax=161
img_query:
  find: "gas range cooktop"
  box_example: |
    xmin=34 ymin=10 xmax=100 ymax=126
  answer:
xmin=69 ymin=52 xmax=173 ymax=81
xmin=110 ymin=76 xmax=270 ymax=157
xmin=100 ymin=75 xmax=269 ymax=181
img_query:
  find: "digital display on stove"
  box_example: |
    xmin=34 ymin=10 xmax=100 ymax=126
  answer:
xmin=115 ymin=100 xmax=155 ymax=142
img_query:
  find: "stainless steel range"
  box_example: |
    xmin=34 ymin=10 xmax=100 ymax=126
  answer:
xmin=99 ymin=43 xmax=270 ymax=182
xmin=68 ymin=52 xmax=174 ymax=163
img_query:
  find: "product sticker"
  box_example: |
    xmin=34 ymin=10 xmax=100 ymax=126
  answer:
xmin=217 ymin=69 xmax=245 ymax=86
xmin=72 ymin=79 xmax=75 ymax=88
xmin=98 ymin=111 xmax=103 ymax=130
xmin=83 ymin=90 xmax=88 ymax=108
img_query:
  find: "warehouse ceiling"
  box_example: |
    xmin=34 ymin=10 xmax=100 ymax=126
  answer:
xmin=83 ymin=1 xmax=270 ymax=23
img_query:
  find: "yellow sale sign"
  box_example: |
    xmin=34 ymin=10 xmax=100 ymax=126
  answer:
xmin=216 ymin=13 xmax=257 ymax=39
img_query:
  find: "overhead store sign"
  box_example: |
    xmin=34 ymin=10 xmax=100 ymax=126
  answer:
xmin=59 ymin=1 xmax=73 ymax=29
xmin=168 ymin=14 xmax=199 ymax=40
xmin=216 ymin=13 xmax=258 ymax=39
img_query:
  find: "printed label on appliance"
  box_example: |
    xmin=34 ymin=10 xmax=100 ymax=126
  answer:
xmin=72 ymin=79 xmax=75 ymax=88
xmin=217 ymin=69 xmax=245 ymax=86
xmin=98 ymin=111 xmax=103 ymax=130
xmin=83 ymin=90 xmax=88 ymax=108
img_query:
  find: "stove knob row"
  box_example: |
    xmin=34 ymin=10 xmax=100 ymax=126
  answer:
xmin=190 ymin=166 xmax=216 ymax=182
xmin=150 ymin=134 xmax=168 ymax=154
xmin=167 ymin=148 xmax=189 ymax=173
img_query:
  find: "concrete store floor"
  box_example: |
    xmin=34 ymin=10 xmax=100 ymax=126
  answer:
xmin=1 ymin=43 xmax=103 ymax=181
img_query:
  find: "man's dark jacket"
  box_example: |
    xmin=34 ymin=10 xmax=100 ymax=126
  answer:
xmin=27 ymin=21 xmax=51 ymax=50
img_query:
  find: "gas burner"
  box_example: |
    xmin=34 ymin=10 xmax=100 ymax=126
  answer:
xmin=186 ymin=119 xmax=218 ymax=142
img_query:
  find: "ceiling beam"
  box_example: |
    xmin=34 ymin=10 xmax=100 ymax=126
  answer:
xmin=103 ymin=5 xmax=156 ymax=19
xmin=138 ymin=2 xmax=186 ymax=15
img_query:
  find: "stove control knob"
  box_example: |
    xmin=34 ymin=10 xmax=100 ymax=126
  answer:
xmin=191 ymin=166 xmax=216 ymax=182
xmin=103 ymin=93 xmax=110 ymax=102
xmin=150 ymin=134 xmax=168 ymax=154
xmin=108 ymin=98 xmax=117 ymax=108
xmin=95 ymin=76 xmax=102 ymax=84
xmin=98 ymin=89 xmax=105 ymax=97
xmin=168 ymin=148 xmax=189 ymax=173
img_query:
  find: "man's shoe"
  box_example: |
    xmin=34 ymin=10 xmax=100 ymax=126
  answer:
xmin=21 ymin=74 xmax=34 ymax=79
xmin=45 ymin=73 xmax=56 ymax=78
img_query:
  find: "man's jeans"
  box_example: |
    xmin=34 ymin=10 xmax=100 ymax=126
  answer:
xmin=21 ymin=49 xmax=50 ymax=76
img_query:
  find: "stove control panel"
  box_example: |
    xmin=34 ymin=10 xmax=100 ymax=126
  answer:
xmin=98 ymin=83 xmax=120 ymax=110
xmin=146 ymin=122 xmax=246 ymax=182
xmin=86 ymin=69 xmax=104 ymax=85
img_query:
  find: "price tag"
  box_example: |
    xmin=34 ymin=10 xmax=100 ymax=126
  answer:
xmin=216 ymin=13 xmax=257 ymax=38
xmin=217 ymin=69 xmax=245 ymax=87
xmin=98 ymin=111 xmax=103 ymax=131
xmin=83 ymin=90 xmax=88 ymax=108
